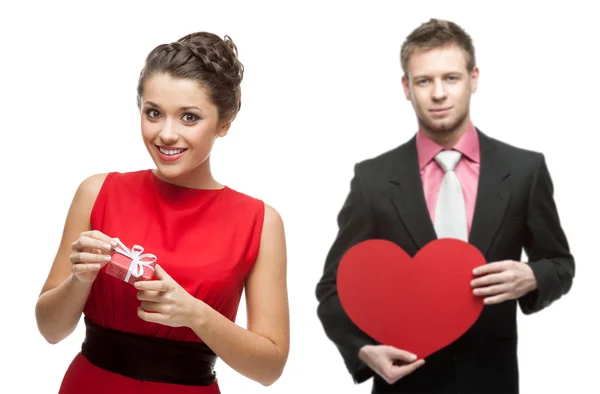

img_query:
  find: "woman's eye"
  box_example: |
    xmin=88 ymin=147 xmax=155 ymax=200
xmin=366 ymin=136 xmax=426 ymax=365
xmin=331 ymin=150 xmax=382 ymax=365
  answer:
xmin=146 ymin=109 xmax=160 ymax=119
xmin=182 ymin=114 xmax=199 ymax=123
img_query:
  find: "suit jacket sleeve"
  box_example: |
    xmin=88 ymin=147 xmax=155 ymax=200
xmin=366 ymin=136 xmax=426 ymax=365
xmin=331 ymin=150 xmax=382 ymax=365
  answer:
xmin=519 ymin=153 xmax=575 ymax=314
xmin=315 ymin=163 xmax=378 ymax=383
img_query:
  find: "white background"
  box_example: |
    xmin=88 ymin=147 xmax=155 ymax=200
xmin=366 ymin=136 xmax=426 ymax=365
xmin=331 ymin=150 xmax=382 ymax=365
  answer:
xmin=1 ymin=1 xmax=598 ymax=393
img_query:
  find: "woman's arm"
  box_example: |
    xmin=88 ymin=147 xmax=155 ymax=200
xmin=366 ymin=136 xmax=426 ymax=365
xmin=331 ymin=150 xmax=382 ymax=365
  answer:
xmin=136 ymin=203 xmax=290 ymax=386
xmin=190 ymin=204 xmax=289 ymax=386
xmin=35 ymin=173 xmax=111 ymax=344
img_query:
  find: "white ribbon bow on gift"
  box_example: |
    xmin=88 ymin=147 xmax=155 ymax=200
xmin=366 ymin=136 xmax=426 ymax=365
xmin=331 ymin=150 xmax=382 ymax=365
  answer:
xmin=112 ymin=238 xmax=157 ymax=282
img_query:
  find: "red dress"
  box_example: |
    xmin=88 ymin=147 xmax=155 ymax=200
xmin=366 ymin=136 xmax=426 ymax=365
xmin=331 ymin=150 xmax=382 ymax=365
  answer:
xmin=58 ymin=170 xmax=265 ymax=394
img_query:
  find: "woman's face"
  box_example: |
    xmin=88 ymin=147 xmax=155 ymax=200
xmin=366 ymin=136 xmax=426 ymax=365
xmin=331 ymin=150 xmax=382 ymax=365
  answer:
xmin=139 ymin=73 xmax=230 ymax=186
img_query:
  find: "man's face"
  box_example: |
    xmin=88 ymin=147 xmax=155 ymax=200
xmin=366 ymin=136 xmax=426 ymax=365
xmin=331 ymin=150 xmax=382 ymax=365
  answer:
xmin=402 ymin=44 xmax=478 ymax=138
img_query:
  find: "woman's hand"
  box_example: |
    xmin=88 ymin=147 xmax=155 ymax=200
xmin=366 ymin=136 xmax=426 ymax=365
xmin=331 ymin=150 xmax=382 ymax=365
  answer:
xmin=135 ymin=264 xmax=203 ymax=328
xmin=70 ymin=230 xmax=117 ymax=284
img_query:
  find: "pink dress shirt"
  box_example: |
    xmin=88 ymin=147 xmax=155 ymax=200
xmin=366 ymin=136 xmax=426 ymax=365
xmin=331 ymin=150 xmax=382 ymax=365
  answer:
xmin=415 ymin=123 xmax=480 ymax=235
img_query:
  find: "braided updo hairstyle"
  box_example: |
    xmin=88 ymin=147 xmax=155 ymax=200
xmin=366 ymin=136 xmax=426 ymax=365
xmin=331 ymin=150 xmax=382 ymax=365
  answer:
xmin=136 ymin=32 xmax=244 ymax=122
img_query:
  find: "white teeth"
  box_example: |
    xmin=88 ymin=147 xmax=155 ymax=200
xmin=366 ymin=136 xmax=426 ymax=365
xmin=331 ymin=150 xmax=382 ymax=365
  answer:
xmin=158 ymin=147 xmax=185 ymax=155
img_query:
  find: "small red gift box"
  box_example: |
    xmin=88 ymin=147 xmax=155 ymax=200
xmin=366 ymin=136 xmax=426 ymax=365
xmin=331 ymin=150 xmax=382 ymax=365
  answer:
xmin=105 ymin=238 xmax=157 ymax=285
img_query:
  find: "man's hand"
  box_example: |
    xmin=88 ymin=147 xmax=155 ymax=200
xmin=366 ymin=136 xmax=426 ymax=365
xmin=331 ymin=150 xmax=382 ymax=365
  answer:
xmin=359 ymin=345 xmax=425 ymax=385
xmin=471 ymin=260 xmax=537 ymax=305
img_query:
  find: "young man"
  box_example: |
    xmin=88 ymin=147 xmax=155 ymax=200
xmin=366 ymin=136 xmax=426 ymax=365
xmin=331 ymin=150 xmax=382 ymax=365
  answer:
xmin=315 ymin=18 xmax=574 ymax=394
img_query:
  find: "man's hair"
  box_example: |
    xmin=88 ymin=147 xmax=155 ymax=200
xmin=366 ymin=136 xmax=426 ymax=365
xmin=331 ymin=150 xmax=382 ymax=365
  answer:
xmin=400 ymin=18 xmax=476 ymax=76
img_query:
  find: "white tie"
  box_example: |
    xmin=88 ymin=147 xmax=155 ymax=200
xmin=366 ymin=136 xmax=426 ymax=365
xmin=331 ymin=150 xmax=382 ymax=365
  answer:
xmin=433 ymin=150 xmax=468 ymax=241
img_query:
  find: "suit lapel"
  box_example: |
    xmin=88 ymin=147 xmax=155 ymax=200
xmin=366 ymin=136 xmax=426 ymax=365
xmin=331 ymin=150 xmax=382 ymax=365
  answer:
xmin=388 ymin=136 xmax=438 ymax=249
xmin=468 ymin=130 xmax=512 ymax=256
xmin=386 ymin=130 xmax=512 ymax=256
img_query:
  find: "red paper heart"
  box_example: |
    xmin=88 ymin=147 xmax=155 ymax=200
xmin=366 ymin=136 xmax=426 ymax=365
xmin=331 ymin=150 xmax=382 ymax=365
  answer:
xmin=337 ymin=238 xmax=485 ymax=359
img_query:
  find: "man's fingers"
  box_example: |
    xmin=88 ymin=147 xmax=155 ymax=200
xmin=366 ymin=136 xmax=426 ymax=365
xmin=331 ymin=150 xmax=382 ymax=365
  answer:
xmin=382 ymin=359 xmax=425 ymax=384
xmin=472 ymin=260 xmax=510 ymax=276
xmin=471 ymin=272 xmax=509 ymax=288
xmin=397 ymin=359 xmax=425 ymax=375
xmin=484 ymin=293 xmax=511 ymax=305
xmin=473 ymin=283 xmax=510 ymax=297
xmin=386 ymin=347 xmax=418 ymax=363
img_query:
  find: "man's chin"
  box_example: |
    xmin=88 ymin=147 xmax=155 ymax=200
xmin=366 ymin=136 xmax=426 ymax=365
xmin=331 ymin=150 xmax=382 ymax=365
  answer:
xmin=420 ymin=114 xmax=467 ymax=135
xmin=423 ymin=121 xmax=455 ymax=135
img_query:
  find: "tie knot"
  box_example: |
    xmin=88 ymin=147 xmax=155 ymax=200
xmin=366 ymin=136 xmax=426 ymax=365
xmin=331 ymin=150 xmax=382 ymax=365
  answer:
xmin=434 ymin=150 xmax=462 ymax=172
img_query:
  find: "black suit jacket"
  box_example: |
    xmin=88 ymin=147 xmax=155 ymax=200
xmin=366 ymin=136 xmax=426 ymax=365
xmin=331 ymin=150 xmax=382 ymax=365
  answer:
xmin=315 ymin=129 xmax=575 ymax=394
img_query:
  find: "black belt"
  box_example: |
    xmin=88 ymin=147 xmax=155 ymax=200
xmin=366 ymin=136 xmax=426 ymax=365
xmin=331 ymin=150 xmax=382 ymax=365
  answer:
xmin=81 ymin=317 xmax=217 ymax=386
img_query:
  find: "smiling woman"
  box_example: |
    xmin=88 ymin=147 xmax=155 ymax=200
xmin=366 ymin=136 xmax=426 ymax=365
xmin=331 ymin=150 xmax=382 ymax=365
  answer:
xmin=140 ymin=73 xmax=229 ymax=187
xmin=34 ymin=32 xmax=289 ymax=394
xmin=135 ymin=33 xmax=244 ymax=189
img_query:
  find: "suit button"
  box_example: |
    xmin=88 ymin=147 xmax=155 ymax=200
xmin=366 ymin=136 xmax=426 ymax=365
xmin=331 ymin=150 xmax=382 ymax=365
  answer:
xmin=452 ymin=354 xmax=457 ymax=361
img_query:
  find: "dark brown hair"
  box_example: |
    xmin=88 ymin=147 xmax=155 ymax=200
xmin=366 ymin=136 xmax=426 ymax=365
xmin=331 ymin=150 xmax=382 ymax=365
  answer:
xmin=400 ymin=19 xmax=476 ymax=76
xmin=136 ymin=32 xmax=244 ymax=122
